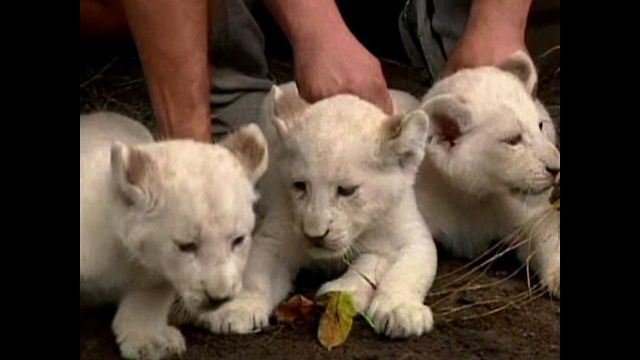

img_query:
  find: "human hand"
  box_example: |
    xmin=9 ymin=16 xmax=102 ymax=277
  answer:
xmin=293 ymin=30 xmax=393 ymax=115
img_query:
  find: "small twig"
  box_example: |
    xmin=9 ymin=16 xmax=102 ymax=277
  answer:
xmin=431 ymin=269 xmax=492 ymax=308
xmin=435 ymin=238 xmax=511 ymax=282
xmin=261 ymin=326 xmax=285 ymax=347
xmin=436 ymin=285 xmax=541 ymax=316
xmin=80 ymin=56 xmax=120 ymax=89
xmin=439 ymin=285 xmax=546 ymax=322
xmin=437 ymin=298 xmax=507 ymax=316
xmin=537 ymin=45 xmax=561 ymax=61
xmin=428 ymin=262 xmax=527 ymax=298
xmin=435 ymin=235 xmax=529 ymax=291
xmin=113 ymin=78 xmax=145 ymax=88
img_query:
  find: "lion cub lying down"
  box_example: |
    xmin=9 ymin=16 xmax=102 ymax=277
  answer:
xmin=80 ymin=112 xmax=268 ymax=359
xmin=197 ymin=83 xmax=438 ymax=339
xmin=413 ymin=51 xmax=560 ymax=297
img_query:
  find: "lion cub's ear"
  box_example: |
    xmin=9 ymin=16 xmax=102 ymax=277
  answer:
xmin=220 ymin=124 xmax=269 ymax=184
xmin=497 ymin=50 xmax=538 ymax=95
xmin=262 ymin=83 xmax=310 ymax=140
xmin=110 ymin=142 xmax=158 ymax=207
xmin=420 ymin=93 xmax=474 ymax=152
xmin=381 ymin=109 xmax=430 ymax=175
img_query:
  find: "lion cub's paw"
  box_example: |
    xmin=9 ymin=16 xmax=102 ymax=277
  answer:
xmin=366 ymin=292 xmax=433 ymax=339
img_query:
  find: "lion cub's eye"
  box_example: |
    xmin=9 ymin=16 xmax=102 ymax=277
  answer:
xmin=293 ymin=181 xmax=307 ymax=192
xmin=503 ymin=134 xmax=523 ymax=146
xmin=232 ymin=236 xmax=245 ymax=251
xmin=337 ymin=185 xmax=359 ymax=197
xmin=539 ymin=122 xmax=544 ymax=130
xmin=176 ymin=241 xmax=198 ymax=253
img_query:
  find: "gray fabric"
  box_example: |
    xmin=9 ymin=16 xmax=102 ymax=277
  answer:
xmin=208 ymin=0 xmax=472 ymax=133
xmin=399 ymin=0 xmax=471 ymax=82
xmin=209 ymin=0 xmax=273 ymax=133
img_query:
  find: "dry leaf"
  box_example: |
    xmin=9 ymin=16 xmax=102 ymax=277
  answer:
xmin=275 ymin=294 xmax=316 ymax=325
xmin=315 ymin=291 xmax=357 ymax=350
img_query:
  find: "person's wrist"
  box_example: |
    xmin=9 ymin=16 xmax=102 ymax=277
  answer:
xmin=468 ymin=0 xmax=529 ymax=36
xmin=465 ymin=0 xmax=528 ymax=50
xmin=157 ymin=112 xmax=211 ymax=143
xmin=289 ymin=13 xmax=353 ymax=56
xmin=467 ymin=12 xmax=524 ymax=46
xmin=444 ymin=21 xmax=525 ymax=75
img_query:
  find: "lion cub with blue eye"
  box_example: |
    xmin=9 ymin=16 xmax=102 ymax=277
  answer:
xmin=197 ymin=83 xmax=438 ymax=339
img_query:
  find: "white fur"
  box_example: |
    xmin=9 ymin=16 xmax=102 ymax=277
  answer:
xmin=80 ymin=112 xmax=268 ymax=359
xmin=80 ymin=112 xmax=154 ymax=153
xmin=412 ymin=51 xmax=560 ymax=297
xmin=198 ymin=83 xmax=438 ymax=339
xmin=390 ymin=89 xmax=420 ymax=114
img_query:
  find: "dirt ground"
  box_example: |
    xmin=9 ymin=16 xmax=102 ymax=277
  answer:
xmin=80 ymin=38 xmax=560 ymax=359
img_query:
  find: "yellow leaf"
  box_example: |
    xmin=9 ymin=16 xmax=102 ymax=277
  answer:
xmin=316 ymin=291 xmax=357 ymax=350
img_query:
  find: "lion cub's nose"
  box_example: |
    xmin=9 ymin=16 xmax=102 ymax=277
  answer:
xmin=204 ymin=293 xmax=231 ymax=309
xmin=545 ymin=166 xmax=559 ymax=178
xmin=303 ymin=229 xmax=330 ymax=245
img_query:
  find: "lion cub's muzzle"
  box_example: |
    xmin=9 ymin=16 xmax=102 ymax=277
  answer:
xmin=303 ymin=228 xmax=330 ymax=246
xmin=200 ymin=293 xmax=232 ymax=311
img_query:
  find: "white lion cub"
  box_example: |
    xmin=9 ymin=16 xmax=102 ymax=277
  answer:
xmin=413 ymin=51 xmax=560 ymax=297
xmin=198 ymin=83 xmax=438 ymax=339
xmin=80 ymin=112 xmax=268 ymax=359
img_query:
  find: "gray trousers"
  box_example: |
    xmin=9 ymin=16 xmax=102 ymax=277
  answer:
xmin=210 ymin=0 xmax=470 ymax=132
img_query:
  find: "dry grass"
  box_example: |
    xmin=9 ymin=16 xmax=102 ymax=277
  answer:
xmin=79 ymin=50 xmax=153 ymax=129
xmin=429 ymin=192 xmax=560 ymax=323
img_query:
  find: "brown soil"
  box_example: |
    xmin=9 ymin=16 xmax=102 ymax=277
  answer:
xmin=80 ymin=44 xmax=560 ymax=360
